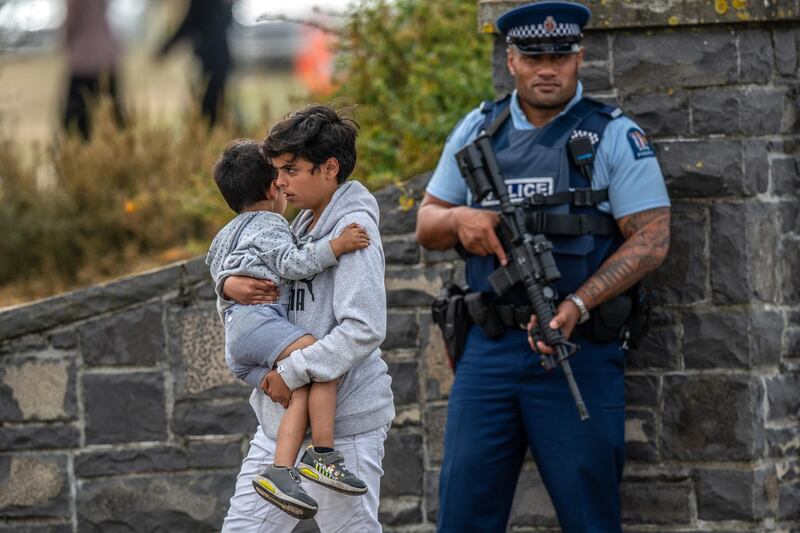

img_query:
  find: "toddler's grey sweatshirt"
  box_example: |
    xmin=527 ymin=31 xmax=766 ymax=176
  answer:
xmin=206 ymin=211 xmax=337 ymax=320
xmin=248 ymin=181 xmax=395 ymax=439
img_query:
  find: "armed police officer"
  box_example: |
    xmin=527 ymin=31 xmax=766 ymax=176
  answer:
xmin=416 ymin=2 xmax=671 ymax=532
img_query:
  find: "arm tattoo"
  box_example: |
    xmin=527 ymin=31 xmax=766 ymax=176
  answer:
xmin=578 ymin=207 xmax=671 ymax=309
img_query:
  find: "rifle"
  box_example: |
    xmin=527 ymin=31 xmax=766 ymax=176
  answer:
xmin=455 ymin=134 xmax=590 ymax=421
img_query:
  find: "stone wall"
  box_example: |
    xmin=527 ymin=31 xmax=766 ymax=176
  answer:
xmin=1 ymin=2 xmax=799 ymax=533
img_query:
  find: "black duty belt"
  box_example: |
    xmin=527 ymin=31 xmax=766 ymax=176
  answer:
xmin=492 ymin=304 xmax=533 ymax=328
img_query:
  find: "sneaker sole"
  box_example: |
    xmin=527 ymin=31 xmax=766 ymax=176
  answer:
xmin=296 ymin=463 xmax=368 ymax=496
xmin=252 ymin=478 xmax=318 ymax=519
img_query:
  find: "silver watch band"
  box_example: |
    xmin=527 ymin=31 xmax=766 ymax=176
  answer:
xmin=566 ymin=293 xmax=590 ymax=324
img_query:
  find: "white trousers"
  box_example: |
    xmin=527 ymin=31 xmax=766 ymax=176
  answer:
xmin=222 ymin=424 xmax=389 ymax=533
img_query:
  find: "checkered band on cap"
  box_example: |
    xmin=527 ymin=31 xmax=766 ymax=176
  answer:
xmin=506 ymin=21 xmax=581 ymax=42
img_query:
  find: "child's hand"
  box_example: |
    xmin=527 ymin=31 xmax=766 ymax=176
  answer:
xmin=264 ymin=369 xmax=292 ymax=408
xmin=330 ymin=223 xmax=370 ymax=258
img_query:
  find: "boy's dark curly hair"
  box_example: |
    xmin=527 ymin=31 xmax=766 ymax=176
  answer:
xmin=261 ymin=105 xmax=359 ymax=184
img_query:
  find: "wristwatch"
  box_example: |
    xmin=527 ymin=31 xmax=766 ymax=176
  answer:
xmin=566 ymin=293 xmax=590 ymax=325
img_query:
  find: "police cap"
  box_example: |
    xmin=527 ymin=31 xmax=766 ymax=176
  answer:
xmin=497 ymin=1 xmax=591 ymax=55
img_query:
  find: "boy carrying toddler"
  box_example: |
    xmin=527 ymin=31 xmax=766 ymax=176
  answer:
xmin=206 ymin=139 xmax=369 ymax=519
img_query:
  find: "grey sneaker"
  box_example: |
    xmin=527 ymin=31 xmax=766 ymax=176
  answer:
xmin=253 ymin=465 xmax=319 ymax=519
xmin=297 ymin=446 xmax=368 ymax=495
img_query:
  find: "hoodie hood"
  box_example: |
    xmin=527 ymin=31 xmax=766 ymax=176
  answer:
xmin=292 ymin=180 xmax=379 ymax=239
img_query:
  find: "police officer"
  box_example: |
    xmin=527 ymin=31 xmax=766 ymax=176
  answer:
xmin=416 ymin=2 xmax=671 ymax=532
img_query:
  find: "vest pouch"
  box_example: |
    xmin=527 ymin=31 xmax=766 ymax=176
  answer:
xmin=584 ymin=294 xmax=632 ymax=343
xmin=549 ymin=234 xmax=594 ymax=293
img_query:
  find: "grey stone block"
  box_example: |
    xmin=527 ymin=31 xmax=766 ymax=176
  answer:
xmin=167 ymin=303 xmax=245 ymax=400
xmin=376 ymin=173 xmax=429 ymax=236
xmin=83 ymin=372 xmax=167 ymax=444
xmin=620 ymin=481 xmax=691 ymax=525
xmin=172 ymin=400 xmax=256 ymax=436
xmin=0 ymin=454 xmax=70 ymax=518
xmin=743 ymin=139 xmax=771 ymax=195
xmin=383 ymin=312 xmax=419 ymax=350
xmin=766 ymin=374 xmax=800 ymax=421
xmin=386 ymin=263 xmax=455 ymax=308
xmin=738 ymin=28 xmax=774 ymax=83
xmin=692 ymin=86 xmax=787 ymax=136
xmin=695 ymin=467 xmax=772 ymax=520
xmin=80 ymin=304 xmax=165 ymax=366
xmin=388 ymin=361 xmax=418 ymax=406
xmin=623 ymin=91 xmax=689 ymax=137
xmin=646 ymin=203 xmax=706 ymax=305
xmin=682 ymin=309 xmax=749 ymax=369
xmin=508 ymin=465 xmax=558 ymax=528
xmin=581 ymin=65 xmax=611 ymax=92
xmin=76 ymin=471 xmax=235 ymax=532
xmin=662 ymin=376 xmax=763 ymax=461
xmin=786 ymin=327 xmax=800 ymax=359
xmin=420 ymin=315 xmax=455 ymax=402
xmin=425 ymin=469 xmax=439 ymax=523
xmin=383 ymin=431 xmax=423 ymax=496
xmin=691 ymin=87 xmax=739 ymax=134
xmin=0 ymin=424 xmax=80 ymax=451
xmin=773 ymin=156 xmax=800 ymax=196
xmin=0 ymin=359 xmax=77 ymax=422
xmin=625 ymin=410 xmax=657 ymax=462
xmin=614 ymin=30 xmax=737 ymax=92
xmin=711 ymin=202 xmax=780 ymax=305
xmin=766 ymin=427 xmax=800 ymax=457
xmin=424 ymin=404 xmax=448 ymax=467
xmin=774 ymin=28 xmax=799 ymax=76
xmin=779 ymin=200 xmax=799 ymax=234
xmin=187 ymin=439 xmax=245 ymax=469
xmin=625 ymin=375 xmax=658 ymax=407
xmin=384 ymin=239 xmax=421 ymax=265
xmin=780 ymin=237 xmax=800 ymax=305
xmin=582 ymin=31 xmax=609 ymax=63
xmin=658 ymin=140 xmax=744 ymax=198
xmin=75 ymin=446 xmax=189 ymax=478
xmin=491 ymin=36 xmax=514 ymax=98
xmin=626 ymin=327 xmax=681 ymax=371
xmin=778 ymin=481 xmax=800 ymax=519
xmin=49 ymin=330 xmax=76 ymax=350
xmin=378 ymin=496 xmax=423 ymax=526
xmin=750 ymin=309 xmax=784 ymax=367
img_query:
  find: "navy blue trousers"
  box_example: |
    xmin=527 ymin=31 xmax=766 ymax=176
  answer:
xmin=437 ymin=326 xmax=625 ymax=533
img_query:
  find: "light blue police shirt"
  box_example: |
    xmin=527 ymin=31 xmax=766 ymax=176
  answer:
xmin=425 ymin=82 xmax=671 ymax=219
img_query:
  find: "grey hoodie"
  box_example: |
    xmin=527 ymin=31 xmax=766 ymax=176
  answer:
xmin=249 ymin=181 xmax=395 ymax=438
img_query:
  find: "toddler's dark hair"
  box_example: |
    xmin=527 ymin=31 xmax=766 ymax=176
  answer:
xmin=213 ymin=140 xmax=276 ymax=213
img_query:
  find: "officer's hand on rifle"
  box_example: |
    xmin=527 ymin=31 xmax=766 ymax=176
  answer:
xmin=451 ymin=206 xmax=508 ymax=265
xmin=526 ymin=300 xmax=581 ymax=355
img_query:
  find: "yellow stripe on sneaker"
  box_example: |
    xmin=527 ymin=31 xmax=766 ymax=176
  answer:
xmin=257 ymin=479 xmax=277 ymax=494
xmin=300 ymin=467 xmax=319 ymax=480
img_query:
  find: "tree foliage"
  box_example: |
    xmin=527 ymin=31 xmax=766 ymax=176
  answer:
xmin=326 ymin=0 xmax=495 ymax=187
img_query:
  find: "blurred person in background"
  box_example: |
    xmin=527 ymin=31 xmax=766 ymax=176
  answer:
xmin=63 ymin=0 xmax=126 ymax=139
xmin=158 ymin=0 xmax=233 ymax=127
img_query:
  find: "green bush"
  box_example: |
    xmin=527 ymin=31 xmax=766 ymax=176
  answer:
xmin=0 ymin=105 xmax=240 ymax=300
xmin=327 ymin=0 xmax=495 ymax=188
